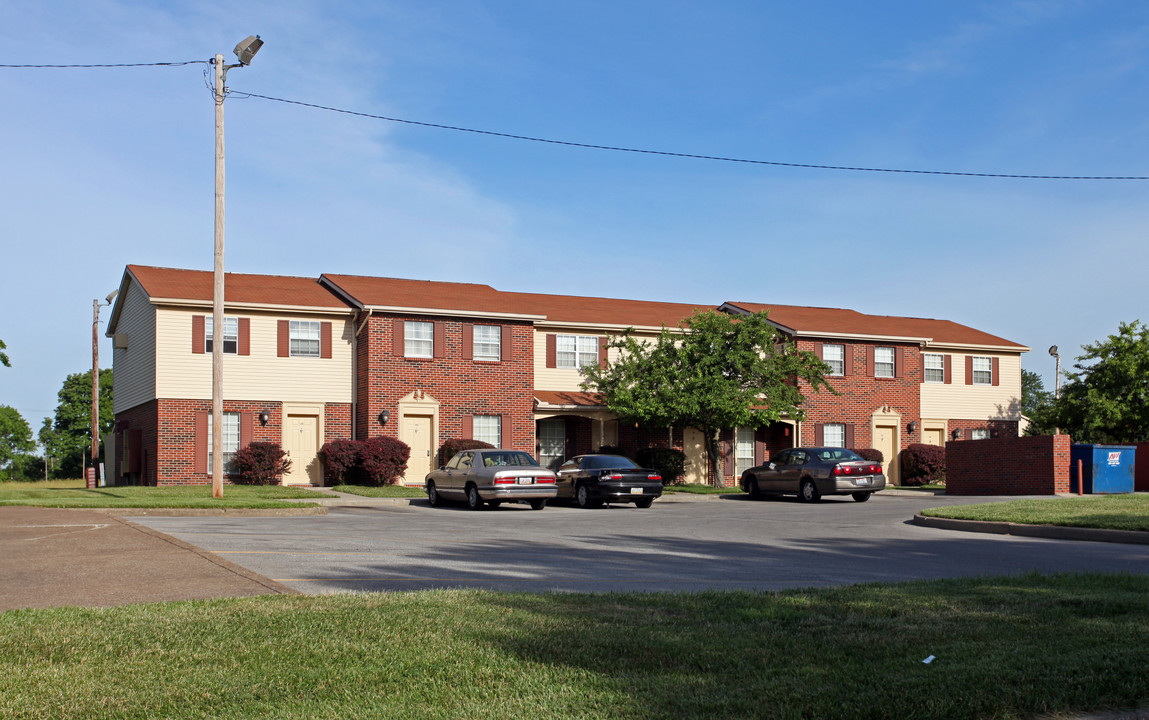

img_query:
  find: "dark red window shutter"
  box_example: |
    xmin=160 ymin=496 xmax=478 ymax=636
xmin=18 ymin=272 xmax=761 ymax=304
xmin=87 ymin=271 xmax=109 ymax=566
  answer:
xmin=192 ymin=315 xmax=205 ymax=354
xmin=965 ymin=356 xmax=974 ymax=385
xmin=814 ymin=342 xmax=823 ymax=359
xmin=433 ymin=322 xmax=446 ymax=359
xmin=944 ymin=355 xmax=952 ymax=384
xmin=194 ymin=412 xmax=208 ymax=474
xmin=844 ymin=345 xmax=853 ymax=376
xmin=992 ymin=357 xmax=1000 ymax=386
xmin=895 ymin=348 xmax=904 ymax=379
xmin=461 ymin=414 xmax=473 ymax=439
xmin=240 ymin=412 xmax=253 ymax=450
xmin=845 ymin=423 xmax=856 ymax=448
xmin=501 ymin=326 xmax=513 ymax=362
xmin=462 ymin=324 xmax=473 ymax=360
xmin=599 ymin=337 xmax=609 ymax=369
xmin=814 ymin=423 xmax=824 ymax=446
xmin=722 ymin=429 xmax=734 ymax=476
xmin=867 ymin=346 xmax=875 ymax=376
xmin=546 ymin=334 xmax=557 ymax=368
xmin=393 ymin=320 xmax=405 ymax=357
xmin=501 ymin=415 xmax=512 ymax=447
xmin=320 ymin=321 xmax=332 ymax=359
xmin=754 ymin=429 xmax=765 ymax=465
xmin=277 ymin=320 xmax=290 ymax=357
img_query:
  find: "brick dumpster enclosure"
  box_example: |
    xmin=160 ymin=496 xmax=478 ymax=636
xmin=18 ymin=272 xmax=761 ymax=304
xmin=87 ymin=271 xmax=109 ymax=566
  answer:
xmin=946 ymin=434 xmax=1070 ymax=495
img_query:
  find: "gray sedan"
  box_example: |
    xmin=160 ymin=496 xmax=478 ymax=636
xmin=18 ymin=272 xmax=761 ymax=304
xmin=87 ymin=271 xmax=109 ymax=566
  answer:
xmin=425 ymin=448 xmax=558 ymax=510
xmin=739 ymin=447 xmax=886 ymax=502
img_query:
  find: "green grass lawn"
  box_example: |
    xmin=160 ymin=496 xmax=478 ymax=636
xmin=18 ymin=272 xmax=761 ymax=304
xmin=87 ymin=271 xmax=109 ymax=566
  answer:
xmin=2 ymin=573 xmax=1148 ymax=719
xmin=922 ymin=493 xmax=1149 ymax=531
xmin=333 ymin=483 xmax=427 ymax=498
xmin=0 ymin=480 xmax=329 ymax=509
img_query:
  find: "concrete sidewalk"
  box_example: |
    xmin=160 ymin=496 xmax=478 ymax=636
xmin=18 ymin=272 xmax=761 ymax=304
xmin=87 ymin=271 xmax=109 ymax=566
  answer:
xmin=0 ymin=506 xmax=297 ymax=612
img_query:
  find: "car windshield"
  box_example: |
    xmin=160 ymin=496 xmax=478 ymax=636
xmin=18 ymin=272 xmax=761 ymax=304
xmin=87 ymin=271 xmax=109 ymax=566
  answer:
xmin=585 ymin=455 xmax=637 ymax=469
xmin=481 ymin=451 xmax=540 ymax=467
xmin=815 ymin=448 xmax=863 ymax=462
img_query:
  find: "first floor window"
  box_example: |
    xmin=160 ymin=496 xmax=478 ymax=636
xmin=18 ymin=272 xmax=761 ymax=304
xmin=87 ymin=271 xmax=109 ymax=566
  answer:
xmin=971 ymin=356 xmax=993 ymax=385
xmin=557 ymin=335 xmax=599 ymax=368
xmin=474 ymin=325 xmax=501 ymax=361
xmin=538 ymin=418 xmax=565 ymax=470
xmin=822 ymin=423 xmax=846 ymax=448
xmin=971 ymin=428 xmax=990 ymax=440
xmin=822 ymin=344 xmax=845 ymax=375
xmin=290 ymin=320 xmax=321 ymax=357
xmin=874 ymin=347 xmax=895 ymax=378
xmin=923 ymin=354 xmax=945 ymax=383
xmin=207 ymin=412 xmax=241 ymax=471
xmin=205 ymin=316 xmax=238 ymax=354
xmin=405 ymin=321 xmax=433 ymax=358
xmin=473 ymin=415 xmax=502 ymax=446
xmin=735 ymin=427 xmax=756 ymax=477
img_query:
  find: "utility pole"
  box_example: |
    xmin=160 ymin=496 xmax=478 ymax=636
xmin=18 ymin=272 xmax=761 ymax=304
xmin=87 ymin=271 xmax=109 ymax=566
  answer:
xmin=90 ymin=290 xmax=117 ymax=488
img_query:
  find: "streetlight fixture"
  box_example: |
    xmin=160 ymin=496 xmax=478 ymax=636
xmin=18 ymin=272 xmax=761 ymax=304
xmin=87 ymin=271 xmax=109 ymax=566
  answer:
xmin=1048 ymin=345 xmax=1061 ymax=436
xmin=90 ymin=289 xmax=118 ymax=488
xmin=211 ymin=35 xmax=263 ymax=499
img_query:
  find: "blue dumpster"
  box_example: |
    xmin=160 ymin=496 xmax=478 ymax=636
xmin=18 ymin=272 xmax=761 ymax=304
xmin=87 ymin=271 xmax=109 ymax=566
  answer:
xmin=1069 ymin=444 xmax=1136 ymax=494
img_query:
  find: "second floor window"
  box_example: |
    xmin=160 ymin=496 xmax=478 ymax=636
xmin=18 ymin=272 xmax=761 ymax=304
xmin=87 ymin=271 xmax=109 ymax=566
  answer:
xmin=405 ymin=321 xmax=433 ymax=358
xmin=205 ymin=316 xmax=238 ymax=355
xmin=971 ymin=356 xmax=993 ymax=385
xmin=822 ymin=344 xmax=845 ymax=375
xmin=474 ymin=325 xmax=501 ymax=361
xmin=923 ymin=354 xmax=945 ymax=383
xmin=874 ymin=347 xmax=895 ymax=378
xmin=290 ymin=320 xmax=321 ymax=357
xmin=557 ymin=335 xmax=599 ymax=368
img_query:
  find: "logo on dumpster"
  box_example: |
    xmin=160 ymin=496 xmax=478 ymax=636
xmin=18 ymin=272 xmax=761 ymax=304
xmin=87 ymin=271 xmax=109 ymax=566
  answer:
xmin=1108 ymin=452 xmax=1122 ymax=467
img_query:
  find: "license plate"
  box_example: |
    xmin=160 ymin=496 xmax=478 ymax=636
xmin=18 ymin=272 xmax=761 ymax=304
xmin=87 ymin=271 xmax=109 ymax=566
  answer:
xmin=631 ymin=488 xmax=643 ymax=494
xmin=856 ymin=478 xmax=870 ymax=486
xmin=517 ymin=478 xmax=534 ymax=485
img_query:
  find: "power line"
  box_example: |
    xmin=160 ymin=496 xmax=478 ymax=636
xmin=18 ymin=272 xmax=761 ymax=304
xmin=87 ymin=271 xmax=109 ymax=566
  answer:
xmin=234 ymin=90 xmax=1149 ymax=181
xmin=0 ymin=60 xmax=206 ymax=68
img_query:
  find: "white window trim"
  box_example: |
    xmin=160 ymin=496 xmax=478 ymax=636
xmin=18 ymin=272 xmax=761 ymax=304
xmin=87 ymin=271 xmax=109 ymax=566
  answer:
xmin=923 ymin=353 xmax=945 ymax=384
xmin=205 ymin=316 xmax=239 ymax=355
xmin=557 ymin=334 xmax=599 ymax=369
xmin=823 ymin=343 xmax=845 ymax=376
xmin=207 ymin=411 xmax=241 ymax=471
xmin=971 ymin=428 xmax=991 ymax=440
xmin=874 ymin=346 xmax=895 ymax=378
xmin=289 ymin=320 xmax=321 ymax=358
xmin=971 ymin=356 xmax=993 ymax=386
xmin=474 ymin=325 xmax=501 ymax=362
xmin=405 ymin=321 xmax=434 ymax=359
xmin=823 ymin=423 xmax=846 ymax=448
xmin=473 ymin=415 xmax=501 ymax=446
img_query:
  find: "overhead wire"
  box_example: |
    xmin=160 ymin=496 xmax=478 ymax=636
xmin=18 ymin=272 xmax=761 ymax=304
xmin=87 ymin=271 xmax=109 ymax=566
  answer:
xmin=0 ymin=60 xmax=207 ymax=68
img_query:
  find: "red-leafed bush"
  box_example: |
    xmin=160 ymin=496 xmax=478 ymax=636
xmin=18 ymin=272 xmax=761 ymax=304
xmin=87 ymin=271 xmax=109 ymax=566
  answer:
xmin=436 ymin=439 xmax=494 ymax=468
xmin=358 ymin=436 xmax=411 ymax=486
xmin=900 ymin=443 xmax=946 ymax=486
xmin=851 ymin=447 xmax=884 ymax=464
xmin=318 ymin=439 xmax=360 ymax=485
xmin=231 ymin=442 xmax=291 ymax=485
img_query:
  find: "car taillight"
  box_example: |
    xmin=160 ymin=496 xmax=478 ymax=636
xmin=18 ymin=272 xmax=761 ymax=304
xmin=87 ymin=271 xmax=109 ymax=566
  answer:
xmin=869 ymin=464 xmax=881 ymax=475
xmin=605 ymin=473 xmax=623 ymax=480
xmin=493 ymin=473 xmax=515 ymax=485
xmin=536 ymin=476 xmax=555 ymax=484
xmin=648 ymin=473 xmax=662 ymax=481
xmin=832 ymin=465 xmax=854 ymax=476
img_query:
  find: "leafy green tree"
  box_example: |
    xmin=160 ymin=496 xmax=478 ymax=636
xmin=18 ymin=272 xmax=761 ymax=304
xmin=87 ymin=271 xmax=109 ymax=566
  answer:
xmin=582 ymin=310 xmax=833 ymax=487
xmin=50 ymin=369 xmax=114 ymax=478
xmin=38 ymin=417 xmax=59 ymax=480
xmin=0 ymin=338 xmax=9 ymax=367
xmin=0 ymin=406 xmax=35 ymax=479
xmin=1052 ymin=320 xmax=1149 ymax=443
xmin=1021 ymin=369 xmax=1056 ymax=435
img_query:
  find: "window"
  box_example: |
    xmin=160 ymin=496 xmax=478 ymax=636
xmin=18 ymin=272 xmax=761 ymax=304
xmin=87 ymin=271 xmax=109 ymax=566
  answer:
xmin=971 ymin=428 xmax=990 ymax=440
xmin=207 ymin=411 xmax=240 ymax=471
xmin=735 ymin=427 xmax=756 ymax=477
xmin=474 ymin=325 xmax=501 ymax=361
xmin=557 ymin=335 xmax=599 ymax=368
xmin=205 ymin=316 xmax=238 ymax=355
xmin=923 ymin=354 xmax=945 ymax=383
xmin=289 ymin=320 xmax=321 ymax=357
xmin=874 ymin=347 xmax=895 ymax=378
xmin=822 ymin=344 xmax=845 ymax=375
xmin=405 ymin=321 xmax=433 ymax=358
xmin=971 ymin=356 xmax=992 ymax=385
xmin=822 ymin=423 xmax=846 ymax=448
xmin=473 ymin=415 xmax=501 ymax=446
xmin=538 ymin=418 xmax=566 ymax=470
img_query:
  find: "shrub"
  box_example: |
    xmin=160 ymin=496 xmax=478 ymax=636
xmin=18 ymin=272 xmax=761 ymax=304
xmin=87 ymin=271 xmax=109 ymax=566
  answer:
xmin=358 ymin=436 xmax=411 ymax=486
xmin=231 ymin=442 xmax=291 ymax=485
xmin=851 ymin=447 xmax=884 ymax=464
xmin=318 ymin=439 xmax=359 ymax=485
xmin=437 ymin=439 xmax=494 ymax=468
xmin=636 ymin=447 xmax=686 ymax=485
xmin=900 ymin=443 xmax=946 ymax=486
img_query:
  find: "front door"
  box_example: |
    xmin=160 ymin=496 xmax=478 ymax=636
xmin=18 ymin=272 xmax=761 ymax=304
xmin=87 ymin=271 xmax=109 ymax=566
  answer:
xmin=923 ymin=428 xmax=943 ymax=447
xmin=537 ymin=418 xmax=566 ymax=470
xmin=402 ymin=414 xmax=433 ymax=483
xmin=283 ymin=415 xmax=320 ymax=485
xmin=684 ymin=427 xmax=706 ymax=484
xmin=874 ymin=424 xmax=899 ymax=484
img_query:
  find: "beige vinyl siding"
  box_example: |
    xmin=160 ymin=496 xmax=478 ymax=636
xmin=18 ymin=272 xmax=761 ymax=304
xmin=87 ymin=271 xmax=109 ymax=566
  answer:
xmin=156 ymin=308 xmax=353 ymax=403
xmin=533 ymin=327 xmax=663 ymax=391
xmin=920 ymin=352 xmax=1023 ymax=421
xmin=111 ymin=280 xmax=157 ymax=413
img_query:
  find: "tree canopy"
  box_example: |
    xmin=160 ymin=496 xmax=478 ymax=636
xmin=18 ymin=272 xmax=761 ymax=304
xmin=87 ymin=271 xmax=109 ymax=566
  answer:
xmin=1052 ymin=320 xmax=1149 ymax=444
xmin=0 ymin=406 xmax=34 ymax=479
xmin=47 ymin=369 xmax=114 ymax=478
xmin=1021 ymin=369 xmax=1057 ymax=436
xmin=581 ymin=310 xmax=833 ymax=486
xmin=0 ymin=339 xmax=9 ymax=367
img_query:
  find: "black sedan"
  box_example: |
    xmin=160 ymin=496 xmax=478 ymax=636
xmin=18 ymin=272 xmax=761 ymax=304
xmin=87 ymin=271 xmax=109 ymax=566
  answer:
xmin=555 ymin=454 xmax=663 ymax=508
xmin=739 ymin=447 xmax=885 ymax=502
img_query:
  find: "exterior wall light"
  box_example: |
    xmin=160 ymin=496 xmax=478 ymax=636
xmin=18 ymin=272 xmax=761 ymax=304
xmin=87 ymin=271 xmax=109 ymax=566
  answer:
xmin=259 ymin=410 xmax=270 ymax=426
xmin=907 ymin=421 xmax=918 ymax=434
xmin=951 ymin=428 xmax=962 ymax=440
xmin=378 ymin=410 xmax=391 ymax=426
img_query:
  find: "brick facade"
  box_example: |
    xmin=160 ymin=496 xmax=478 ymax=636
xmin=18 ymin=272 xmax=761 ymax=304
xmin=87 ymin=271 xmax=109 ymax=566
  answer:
xmin=946 ymin=434 xmax=1071 ymax=495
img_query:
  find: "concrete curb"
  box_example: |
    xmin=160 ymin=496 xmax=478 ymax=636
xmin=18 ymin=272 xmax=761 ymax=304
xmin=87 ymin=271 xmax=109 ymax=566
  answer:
xmin=912 ymin=513 xmax=1149 ymax=545
xmin=102 ymin=506 xmax=329 ymax=517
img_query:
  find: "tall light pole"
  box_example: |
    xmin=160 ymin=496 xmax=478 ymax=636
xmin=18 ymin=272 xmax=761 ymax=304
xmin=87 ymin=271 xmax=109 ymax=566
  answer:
xmin=90 ymin=290 xmax=118 ymax=488
xmin=1049 ymin=345 xmax=1061 ymax=436
xmin=212 ymin=35 xmax=263 ymax=499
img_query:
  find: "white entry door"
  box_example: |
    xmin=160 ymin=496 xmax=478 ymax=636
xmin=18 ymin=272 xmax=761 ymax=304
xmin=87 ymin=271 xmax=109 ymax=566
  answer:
xmin=684 ymin=427 xmax=707 ymax=484
xmin=402 ymin=415 xmax=433 ymax=483
xmin=283 ymin=415 xmax=320 ymax=485
xmin=874 ymin=424 xmax=899 ymax=485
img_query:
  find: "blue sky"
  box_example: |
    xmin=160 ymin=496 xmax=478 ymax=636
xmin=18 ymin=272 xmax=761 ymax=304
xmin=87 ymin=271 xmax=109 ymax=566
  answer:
xmin=3 ymin=0 xmax=1148 ymax=431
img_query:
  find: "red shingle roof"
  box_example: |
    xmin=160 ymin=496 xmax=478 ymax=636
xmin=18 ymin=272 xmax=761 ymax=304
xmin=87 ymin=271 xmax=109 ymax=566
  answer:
xmin=535 ymin=391 xmax=604 ymax=407
xmin=128 ymin=265 xmax=349 ymax=308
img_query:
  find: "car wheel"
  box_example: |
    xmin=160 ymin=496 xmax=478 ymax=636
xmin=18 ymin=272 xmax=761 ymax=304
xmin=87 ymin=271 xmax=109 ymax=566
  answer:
xmin=575 ymin=483 xmax=599 ymax=509
xmin=799 ymin=479 xmax=821 ymax=503
xmin=852 ymin=492 xmax=871 ymax=503
xmin=426 ymin=481 xmax=441 ymax=507
xmin=742 ymin=474 xmax=760 ymax=499
xmin=528 ymin=499 xmax=547 ymax=510
xmin=465 ymin=485 xmax=483 ymax=511
xmin=634 ymin=498 xmax=654 ymax=509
